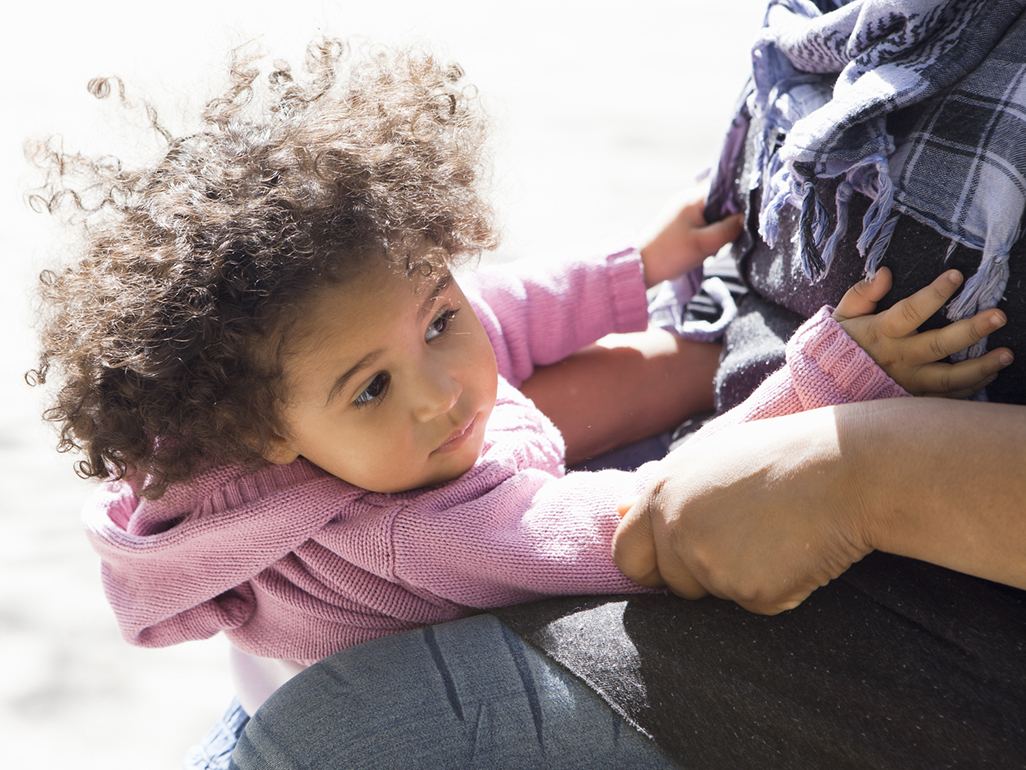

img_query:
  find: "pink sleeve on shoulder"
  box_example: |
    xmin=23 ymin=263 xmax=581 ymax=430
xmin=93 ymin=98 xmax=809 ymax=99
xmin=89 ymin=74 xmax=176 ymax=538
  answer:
xmin=464 ymin=247 xmax=650 ymax=386
xmin=83 ymin=461 xmax=352 ymax=649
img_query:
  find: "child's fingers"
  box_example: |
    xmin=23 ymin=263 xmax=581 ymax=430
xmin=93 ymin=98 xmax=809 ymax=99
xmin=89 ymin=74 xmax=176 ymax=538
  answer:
xmin=652 ymin=188 xmax=709 ymax=232
xmin=617 ymin=496 xmax=639 ymax=518
xmin=833 ymin=267 xmax=892 ymax=321
xmin=910 ymin=348 xmax=1013 ymax=397
xmin=693 ymin=213 xmax=745 ymax=254
xmin=672 ymin=191 xmax=709 ymax=226
xmin=612 ymin=500 xmax=667 ymax=589
xmin=875 ymin=270 xmax=963 ymax=337
xmin=904 ymin=308 xmax=1007 ymax=365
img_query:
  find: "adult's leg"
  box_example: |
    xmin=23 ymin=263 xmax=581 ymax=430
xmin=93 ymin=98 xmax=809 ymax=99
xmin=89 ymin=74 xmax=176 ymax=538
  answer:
xmin=497 ymin=554 xmax=1026 ymax=769
xmin=229 ymin=614 xmax=677 ymax=770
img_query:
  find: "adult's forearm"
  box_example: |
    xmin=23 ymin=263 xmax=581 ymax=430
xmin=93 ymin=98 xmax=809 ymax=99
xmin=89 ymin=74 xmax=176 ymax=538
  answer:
xmin=613 ymin=396 xmax=1026 ymax=615
xmin=841 ymin=398 xmax=1026 ymax=590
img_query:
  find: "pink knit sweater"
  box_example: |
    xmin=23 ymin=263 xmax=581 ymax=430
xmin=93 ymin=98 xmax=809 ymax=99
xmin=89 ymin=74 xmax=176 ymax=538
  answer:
xmin=83 ymin=247 xmax=909 ymax=667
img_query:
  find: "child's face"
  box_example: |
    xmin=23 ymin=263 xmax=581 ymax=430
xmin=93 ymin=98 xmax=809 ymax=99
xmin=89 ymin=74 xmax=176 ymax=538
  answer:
xmin=265 ymin=257 xmax=498 ymax=494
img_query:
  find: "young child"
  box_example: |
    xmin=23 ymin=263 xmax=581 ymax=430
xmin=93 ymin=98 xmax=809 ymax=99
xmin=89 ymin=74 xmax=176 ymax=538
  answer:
xmin=31 ymin=38 xmax=1009 ymax=716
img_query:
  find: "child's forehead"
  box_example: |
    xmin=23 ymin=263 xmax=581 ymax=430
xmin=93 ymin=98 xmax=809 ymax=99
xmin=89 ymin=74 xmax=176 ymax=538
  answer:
xmin=278 ymin=260 xmax=458 ymax=391
xmin=302 ymin=258 xmax=453 ymax=329
xmin=268 ymin=240 xmax=457 ymax=364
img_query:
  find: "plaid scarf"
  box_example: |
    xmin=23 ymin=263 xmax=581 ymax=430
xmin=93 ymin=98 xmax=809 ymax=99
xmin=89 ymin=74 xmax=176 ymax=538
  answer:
xmin=751 ymin=0 xmax=1026 ymax=356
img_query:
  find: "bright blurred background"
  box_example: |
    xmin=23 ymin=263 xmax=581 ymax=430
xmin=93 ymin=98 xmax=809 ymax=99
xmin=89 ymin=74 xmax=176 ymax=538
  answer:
xmin=1 ymin=2 xmax=764 ymax=766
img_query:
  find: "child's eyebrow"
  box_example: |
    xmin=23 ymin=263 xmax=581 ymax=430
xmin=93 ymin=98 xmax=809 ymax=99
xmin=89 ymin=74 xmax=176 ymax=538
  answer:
xmin=418 ymin=271 xmax=453 ymax=318
xmin=324 ymin=271 xmax=454 ymax=406
xmin=325 ymin=350 xmax=384 ymax=406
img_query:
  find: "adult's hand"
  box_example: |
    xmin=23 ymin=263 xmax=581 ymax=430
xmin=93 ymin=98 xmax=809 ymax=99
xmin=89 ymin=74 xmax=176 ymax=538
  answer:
xmin=613 ymin=398 xmax=1026 ymax=614
xmin=612 ymin=407 xmax=873 ymax=614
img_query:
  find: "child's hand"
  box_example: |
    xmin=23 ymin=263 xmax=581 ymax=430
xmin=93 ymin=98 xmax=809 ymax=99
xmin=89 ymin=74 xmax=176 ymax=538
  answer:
xmin=833 ymin=268 xmax=1014 ymax=398
xmin=638 ymin=189 xmax=745 ymax=288
xmin=614 ymin=495 xmax=671 ymax=589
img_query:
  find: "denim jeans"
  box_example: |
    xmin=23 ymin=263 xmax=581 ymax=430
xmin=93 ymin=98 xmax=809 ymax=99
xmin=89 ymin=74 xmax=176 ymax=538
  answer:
xmin=184 ymin=697 xmax=251 ymax=770
xmin=227 ymin=614 xmax=677 ymax=769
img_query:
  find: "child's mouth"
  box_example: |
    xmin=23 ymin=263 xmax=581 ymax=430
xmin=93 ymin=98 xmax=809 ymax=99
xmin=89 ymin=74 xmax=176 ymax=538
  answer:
xmin=432 ymin=415 xmax=477 ymax=455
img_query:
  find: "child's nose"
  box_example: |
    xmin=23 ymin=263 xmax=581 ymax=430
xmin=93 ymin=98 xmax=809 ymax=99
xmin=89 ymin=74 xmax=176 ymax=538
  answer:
xmin=413 ymin=364 xmax=462 ymax=422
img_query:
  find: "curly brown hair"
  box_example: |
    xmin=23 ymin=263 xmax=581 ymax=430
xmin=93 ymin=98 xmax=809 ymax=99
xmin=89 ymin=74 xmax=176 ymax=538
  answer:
xmin=28 ymin=37 xmax=498 ymax=498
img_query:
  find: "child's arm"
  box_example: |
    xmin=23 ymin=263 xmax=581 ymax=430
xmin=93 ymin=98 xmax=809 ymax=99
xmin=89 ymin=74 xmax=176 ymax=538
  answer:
xmin=832 ymin=268 xmax=1013 ymax=398
xmin=391 ymin=462 xmax=664 ymax=608
xmin=631 ymin=268 xmax=1014 ymax=448
xmin=468 ymin=189 xmax=743 ymax=389
xmin=518 ymin=192 xmax=743 ymax=463
xmin=466 ymin=247 xmax=651 ymax=387
xmin=520 ymin=331 xmax=721 ymax=466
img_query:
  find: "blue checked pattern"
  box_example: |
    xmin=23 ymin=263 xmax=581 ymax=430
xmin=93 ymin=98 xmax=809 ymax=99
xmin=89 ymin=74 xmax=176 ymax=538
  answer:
xmin=748 ymin=0 xmax=1026 ymax=353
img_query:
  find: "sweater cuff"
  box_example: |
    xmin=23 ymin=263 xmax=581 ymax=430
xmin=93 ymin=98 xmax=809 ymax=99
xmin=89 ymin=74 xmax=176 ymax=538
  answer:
xmin=605 ymin=247 xmax=651 ymax=334
xmin=787 ymin=306 xmax=911 ymax=408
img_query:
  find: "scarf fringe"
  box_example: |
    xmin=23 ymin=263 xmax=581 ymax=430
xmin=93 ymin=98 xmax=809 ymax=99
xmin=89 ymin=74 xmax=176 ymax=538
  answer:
xmin=819 ymin=178 xmax=852 ymax=274
xmin=788 ymin=155 xmax=898 ymax=283
xmin=758 ymin=144 xmax=790 ymax=249
xmin=748 ymin=0 xmax=1024 ymax=371
xmin=947 ymin=250 xmax=1010 ymax=323
xmin=864 ymin=214 xmax=899 ymax=277
xmin=786 ymin=151 xmax=1009 ymax=339
xmin=947 ymin=243 xmax=1007 ymax=368
xmin=796 ymin=180 xmax=830 ymax=279
xmin=854 ymin=158 xmax=895 ymax=256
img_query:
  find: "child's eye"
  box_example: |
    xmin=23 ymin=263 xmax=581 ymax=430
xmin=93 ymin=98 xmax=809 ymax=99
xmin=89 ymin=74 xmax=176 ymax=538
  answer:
xmin=425 ymin=309 xmax=459 ymax=342
xmin=354 ymin=372 xmax=389 ymax=406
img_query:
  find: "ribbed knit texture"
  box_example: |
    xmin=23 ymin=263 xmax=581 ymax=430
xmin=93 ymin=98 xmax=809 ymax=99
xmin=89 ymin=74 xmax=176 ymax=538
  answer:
xmin=83 ymin=250 xmax=906 ymax=664
xmin=700 ymin=306 xmax=910 ymax=439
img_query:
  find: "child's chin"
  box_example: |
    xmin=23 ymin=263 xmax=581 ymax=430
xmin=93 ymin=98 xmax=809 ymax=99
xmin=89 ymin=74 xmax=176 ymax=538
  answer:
xmin=429 ymin=451 xmax=483 ymax=488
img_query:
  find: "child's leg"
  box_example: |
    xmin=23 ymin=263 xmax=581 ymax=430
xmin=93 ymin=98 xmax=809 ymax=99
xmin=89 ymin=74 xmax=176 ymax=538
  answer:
xmin=520 ymin=329 xmax=721 ymax=466
xmin=185 ymin=698 xmax=250 ymax=770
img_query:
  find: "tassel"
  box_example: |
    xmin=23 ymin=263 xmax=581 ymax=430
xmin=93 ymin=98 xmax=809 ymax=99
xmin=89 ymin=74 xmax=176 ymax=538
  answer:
xmin=856 ymin=160 xmax=895 ymax=258
xmin=819 ymin=178 xmax=853 ymax=274
xmin=943 ymin=239 xmax=958 ymax=263
xmin=797 ymin=181 xmax=828 ymax=279
xmin=759 ymin=149 xmax=789 ymax=246
xmin=947 ymin=250 xmax=1010 ymax=322
xmin=864 ymin=214 xmax=898 ymax=277
xmin=946 ymin=249 xmax=1009 ymax=368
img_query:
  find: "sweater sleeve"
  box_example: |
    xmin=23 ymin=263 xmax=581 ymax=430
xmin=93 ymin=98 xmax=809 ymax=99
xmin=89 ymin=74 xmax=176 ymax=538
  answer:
xmin=384 ymin=463 xmax=661 ymax=608
xmin=463 ymin=247 xmax=651 ymax=386
xmin=700 ymin=306 xmax=911 ymax=438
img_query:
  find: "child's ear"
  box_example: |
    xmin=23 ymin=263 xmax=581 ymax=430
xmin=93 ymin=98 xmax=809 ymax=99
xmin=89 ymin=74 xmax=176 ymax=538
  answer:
xmin=262 ymin=434 xmax=301 ymax=466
